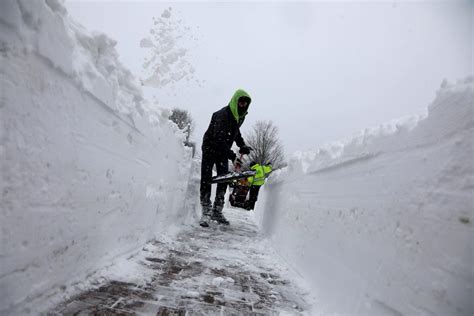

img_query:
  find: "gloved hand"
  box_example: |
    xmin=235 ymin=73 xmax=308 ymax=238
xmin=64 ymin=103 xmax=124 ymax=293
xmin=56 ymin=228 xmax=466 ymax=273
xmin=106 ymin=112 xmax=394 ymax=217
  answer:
xmin=239 ymin=145 xmax=252 ymax=155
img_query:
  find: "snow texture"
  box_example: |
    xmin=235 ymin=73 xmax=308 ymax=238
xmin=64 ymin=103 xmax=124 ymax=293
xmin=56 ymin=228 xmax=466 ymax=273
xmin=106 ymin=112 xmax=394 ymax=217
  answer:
xmin=0 ymin=0 xmax=197 ymax=314
xmin=50 ymin=209 xmax=312 ymax=315
xmin=140 ymin=7 xmax=200 ymax=89
xmin=255 ymin=77 xmax=474 ymax=316
xmin=1 ymin=1 xmax=473 ymax=315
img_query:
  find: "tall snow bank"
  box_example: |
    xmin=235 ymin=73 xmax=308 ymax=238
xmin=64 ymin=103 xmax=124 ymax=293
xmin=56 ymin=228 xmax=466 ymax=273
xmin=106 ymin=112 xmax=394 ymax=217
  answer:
xmin=255 ymin=78 xmax=474 ymax=316
xmin=0 ymin=0 xmax=196 ymax=314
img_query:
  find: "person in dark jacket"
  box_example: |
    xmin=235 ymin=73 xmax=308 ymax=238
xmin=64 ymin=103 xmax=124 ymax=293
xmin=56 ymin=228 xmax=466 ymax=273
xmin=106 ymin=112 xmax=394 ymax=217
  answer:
xmin=199 ymin=89 xmax=252 ymax=227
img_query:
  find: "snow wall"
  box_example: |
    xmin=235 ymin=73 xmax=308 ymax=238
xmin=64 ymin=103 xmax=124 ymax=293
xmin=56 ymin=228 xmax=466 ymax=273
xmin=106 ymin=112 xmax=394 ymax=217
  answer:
xmin=255 ymin=78 xmax=473 ymax=316
xmin=0 ymin=1 xmax=198 ymax=314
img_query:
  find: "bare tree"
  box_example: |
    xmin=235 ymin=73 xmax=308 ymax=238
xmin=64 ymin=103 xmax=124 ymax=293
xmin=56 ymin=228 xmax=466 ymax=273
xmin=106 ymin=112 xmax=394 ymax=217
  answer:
xmin=169 ymin=108 xmax=193 ymax=142
xmin=169 ymin=108 xmax=195 ymax=156
xmin=245 ymin=121 xmax=285 ymax=169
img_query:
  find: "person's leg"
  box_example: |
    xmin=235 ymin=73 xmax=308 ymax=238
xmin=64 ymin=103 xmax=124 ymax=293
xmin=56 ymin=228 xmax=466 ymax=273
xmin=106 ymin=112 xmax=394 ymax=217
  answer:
xmin=199 ymin=152 xmax=214 ymax=226
xmin=247 ymin=185 xmax=261 ymax=210
xmin=213 ymin=159 xmax=229 ymax=209
xmin=212 ymin=159 xmax=230 ymax=224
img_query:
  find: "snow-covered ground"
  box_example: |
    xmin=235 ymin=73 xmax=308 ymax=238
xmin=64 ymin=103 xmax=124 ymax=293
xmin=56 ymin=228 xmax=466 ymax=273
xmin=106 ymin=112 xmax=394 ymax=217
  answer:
xmin=255 ymin=78 xmax=474 ymax=316
xmin=50 ymin=209 xmax=312 ymax=315
xmin=0 ymin=1 xmax=198 ymax=314
xmin=1 ymin=1 xmax=472 ymax=315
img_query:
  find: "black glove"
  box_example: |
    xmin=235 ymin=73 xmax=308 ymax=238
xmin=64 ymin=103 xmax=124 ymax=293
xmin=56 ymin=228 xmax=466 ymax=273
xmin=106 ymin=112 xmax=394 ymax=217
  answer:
xmin=239 ymin=145 xmax=252 ymax=155
xmin=228 ymin=151 xmax=237 ymax=162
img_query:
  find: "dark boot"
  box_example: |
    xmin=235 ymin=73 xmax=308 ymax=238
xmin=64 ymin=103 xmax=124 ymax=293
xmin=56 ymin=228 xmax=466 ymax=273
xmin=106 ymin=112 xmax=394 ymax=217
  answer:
xmin=199 ymin=204 xmax=212 ymax=227
xmin=211 ymin=205 xmax=230 ymax=225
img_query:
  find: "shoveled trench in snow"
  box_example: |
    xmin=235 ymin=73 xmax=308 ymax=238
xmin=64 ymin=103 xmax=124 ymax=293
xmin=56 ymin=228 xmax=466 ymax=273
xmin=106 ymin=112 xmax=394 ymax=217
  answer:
xmin=1 ymin=1 xmax=472 ymax=316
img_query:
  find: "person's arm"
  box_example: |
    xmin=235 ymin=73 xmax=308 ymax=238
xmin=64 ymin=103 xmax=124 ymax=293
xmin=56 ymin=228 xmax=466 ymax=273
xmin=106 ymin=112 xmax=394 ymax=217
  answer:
xmin=212 ymin=113 xmax=236 ymax=161
xmin=235 ymin=129 xmax=245 ymax=148
xmin=235 ymin=129 xmax=253 ymax=155
xmin=264 ymin=166 xmax=273 ymax=178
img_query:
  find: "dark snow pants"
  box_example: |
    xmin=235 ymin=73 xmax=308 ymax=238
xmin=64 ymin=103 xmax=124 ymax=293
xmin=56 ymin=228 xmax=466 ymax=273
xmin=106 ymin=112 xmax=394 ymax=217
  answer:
xmin=200 ymin=152 xmax=229 ymax=209
xmin=248 ymin=185 xmax=261 ymax=209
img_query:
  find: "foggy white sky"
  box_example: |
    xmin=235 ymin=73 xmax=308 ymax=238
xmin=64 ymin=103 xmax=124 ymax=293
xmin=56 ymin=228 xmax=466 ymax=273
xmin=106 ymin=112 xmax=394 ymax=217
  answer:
xmin=66 ymin=0 xmax=472 ymax=157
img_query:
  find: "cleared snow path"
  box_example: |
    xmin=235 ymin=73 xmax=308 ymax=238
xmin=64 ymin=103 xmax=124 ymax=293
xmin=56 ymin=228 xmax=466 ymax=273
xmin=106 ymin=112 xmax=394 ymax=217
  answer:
xmin=50 ymin=208 xmax=311 ymax=315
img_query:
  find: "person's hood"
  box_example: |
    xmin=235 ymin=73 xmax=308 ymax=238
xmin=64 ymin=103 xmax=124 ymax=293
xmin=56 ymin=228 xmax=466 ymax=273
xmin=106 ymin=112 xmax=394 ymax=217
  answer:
xmin=228 ymin=89 xmax=251 ymax=123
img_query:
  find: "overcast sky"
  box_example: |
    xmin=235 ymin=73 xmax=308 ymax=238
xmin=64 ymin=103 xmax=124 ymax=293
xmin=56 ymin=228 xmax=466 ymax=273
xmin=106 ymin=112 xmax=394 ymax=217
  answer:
xmin=66 ymin=0 xmax=472 ymax=156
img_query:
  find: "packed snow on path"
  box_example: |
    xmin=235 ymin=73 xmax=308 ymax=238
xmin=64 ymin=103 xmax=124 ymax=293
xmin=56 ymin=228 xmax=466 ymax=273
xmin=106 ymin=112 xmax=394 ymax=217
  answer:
xmin=50 ymin=208 xmax=314 ymax=315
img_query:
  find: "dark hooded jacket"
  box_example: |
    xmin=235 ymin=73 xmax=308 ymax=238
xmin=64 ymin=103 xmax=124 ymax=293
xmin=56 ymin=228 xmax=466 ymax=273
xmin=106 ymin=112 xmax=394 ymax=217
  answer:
xmin=202 ymin=89 xmax=251 ymax=160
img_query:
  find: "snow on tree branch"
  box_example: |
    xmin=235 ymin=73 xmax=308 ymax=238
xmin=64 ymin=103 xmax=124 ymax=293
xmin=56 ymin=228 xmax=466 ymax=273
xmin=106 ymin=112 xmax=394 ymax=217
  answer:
xmin=169 ymin=108 xmax=194 ymax=143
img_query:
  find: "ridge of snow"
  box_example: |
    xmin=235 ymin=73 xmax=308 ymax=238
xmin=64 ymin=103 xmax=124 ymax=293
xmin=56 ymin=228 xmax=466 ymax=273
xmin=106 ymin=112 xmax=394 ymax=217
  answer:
xmin=256 ymin=77 xmax=474 ymax=316
xmin=286 ymin=77 xmax=473 ymax=177
xmin=0 ymin=1 xmax=198 ymax=314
